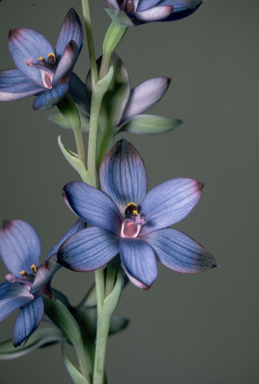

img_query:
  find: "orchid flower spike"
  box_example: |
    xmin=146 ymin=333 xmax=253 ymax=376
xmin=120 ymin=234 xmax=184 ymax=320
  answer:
xmin=105 ymin=0 xmax=204 ymax=26
xmin=58 ymin=139 xmax=218 ymax=290
xmin=0 ymin=8 xmax=83 ymax=110
xmin=0 ymin=219 xmax=85 ymax=347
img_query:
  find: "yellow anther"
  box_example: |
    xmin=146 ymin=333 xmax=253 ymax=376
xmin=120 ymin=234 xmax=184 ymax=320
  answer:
xmin=20 ymin=270 xmax=26 ymax=276
xmin=31 ymin=264 xmax=37 ymax=275
xmin=132 ymin=210 xmax=138 ymax=215
xmin=48 ymin=52 xmax=56 ymax=64
xmin=38 ymin=56 xmax=45 ymax=62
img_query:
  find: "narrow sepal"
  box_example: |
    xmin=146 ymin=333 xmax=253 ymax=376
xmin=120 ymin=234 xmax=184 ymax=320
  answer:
xmin=58 ymin=227 xmax=119 ymax=271
xmin=121 ymin=77 xmax=170 ymax=123
xmin=139 ymin=178 xmax=203 ymax=235
xmin=63 ymin=182 xmax=122 ymax=235
xmin=119 ymin=114 xmax=182 ymax=135
xmin=100 ymin=139 xmax=148 ymax=215
xmin=120 ymin=238 xmax=158 ymax=289
xmin=0 ymin=220 xmax=41 ymax=276
xmin=33 ymin=83 xmax=69 ymax=110
xmin=13 ymin=296 xmax=44 ymax=347
xmin=55 ymin=8 xmax=84 ymax=61
xmin=143 ymin=228 xmax=218 ymax=273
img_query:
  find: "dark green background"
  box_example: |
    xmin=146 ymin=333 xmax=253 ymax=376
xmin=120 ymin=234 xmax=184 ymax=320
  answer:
xmin=0 ymin=1 xmax=258 ymax=383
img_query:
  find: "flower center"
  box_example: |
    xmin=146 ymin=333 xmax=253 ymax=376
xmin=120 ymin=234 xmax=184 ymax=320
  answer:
xmin=121 ymin=202 xmax=146 ymax=238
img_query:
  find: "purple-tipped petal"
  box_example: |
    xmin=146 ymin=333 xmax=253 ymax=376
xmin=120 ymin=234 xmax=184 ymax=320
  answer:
xmin=63 ymin=182 xmax=122 ymax=235
xmin=8 ymin=28 xmax=54 ymax=86
xmin=0 ymin=220 xmax=41 ymax=276
xmin=58 ymin=227 xmax=119 ymax=271
xmin=33 ymin=83 xmax=69 ymax=110
xmin=120 ymin=77 xmax=170 ymax=123
xmin=143 ymin=228 xmax=218 ymax=273
xmin=139 ymin=178 xmax=204 ymax=236
xmin=120 ymin=238 xmax=158 ymax=289
xmin=69 ymin=72 xmax=91 ymax=115
xmin=52 ymin=41 xmax=78 ymax=85
xmin=13 ymin=296 xmax=44 ymax=347
xmin=55 ymin=8 xmax=84 ymax=61
xmin=100 ymin=139 xmax=148 ymax=215
xmin=133 ymin=5 xmax=173 ymax=21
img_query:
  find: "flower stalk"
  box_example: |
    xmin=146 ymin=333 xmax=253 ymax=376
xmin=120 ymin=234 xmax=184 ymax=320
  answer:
xmin=81 ymin=0 xmax=98 ymax=89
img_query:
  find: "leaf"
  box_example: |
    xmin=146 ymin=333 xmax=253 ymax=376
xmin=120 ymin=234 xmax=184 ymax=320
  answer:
xmin=57 ymin=93 xmax=81 ymax=131
xmin=58 ymin=135 xmax=90 ymax=183
xmin=0 ymin=327 xmax=64 ymax=360
xmin=62 ymin=341 xmax=90 ymax=384
xmin=119 ymin=114 xmax=183 ymax=135
xmin=48 ymin=112 xmax=90 ymax=132
xmin=44 ymin=297 xmax=90 ymax=382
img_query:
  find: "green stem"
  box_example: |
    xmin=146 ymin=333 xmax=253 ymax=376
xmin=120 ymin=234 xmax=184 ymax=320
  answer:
xmin=99 ymin=22 xmax=128 ymax=79
xmin=73 ymin=126 xmax=86 ymax=166
xmin=95 ymin=268 xmax=105 ymax=316
xmin=82 ymin=0 xmax=98 ymax=89
xmin=93 ymin=269 xmax=124 ymax=384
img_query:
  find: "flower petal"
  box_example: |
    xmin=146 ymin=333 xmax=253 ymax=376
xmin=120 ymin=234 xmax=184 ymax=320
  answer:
xmin=119 ymin=114 xmax=182 ymax=134
xmin=69 ymin=72 xmax=91 ymax=115
xmin=137 ymin=0 xmax=161 ymax=11
xmin=0 ymin=281 xmax=31 ymax=300
xmin=99 ymin=139 xmax=148 ymax=215
xmin=52 ymin=41 xmax=78 ymax=86
xmin=33 ymin=83 xmax=69 ymax=110
xmin=47 ymin=219 xmax=87 ymax=260
xmin=13 ymin=296 xmax=44 ymax=347
xmin=0 ymin=295 xmax=33 ymax=323
xmin=120 ymin=238 xmax=158 ymax=289
xmin=55 ymin=8 xmax=84 ymax=61
xmin=133 ymin=6 xmax=173 ymax=21
xmin=139 ymin=178 xmax=204 ymax=235
xmin=0 ymin=220 xmax=41 ymax=276
xmin=58 ymin=227 xmax=119 ymax=271
xmin=159 ymin=0 xmax=203 ymax=21
xmin=30 ymin=219 xmax=86 ymax=294
xmin=8 ymin=28 xmax=54 ymax=86
xmin=63 ymin=182 xmax=122 ymax=235
xmin=120 ymin=77 xmax=170 ymax=123
xmin=143 ymin=228 xmax=218 ymax=273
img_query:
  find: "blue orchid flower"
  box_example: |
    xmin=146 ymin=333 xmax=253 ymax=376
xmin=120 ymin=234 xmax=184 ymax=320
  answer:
xmin=105 ymin=0 xmax=203 ymax=25
xmin=0 ymin=219 xmax=85 ymax=347
xmin=58 ymin=139 xmax=217 ymax=290
xmin=0 ymin=8 xmax=83 ymax=110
